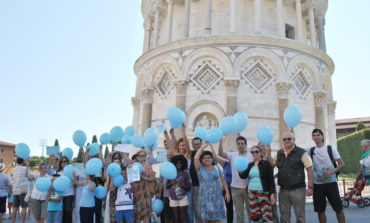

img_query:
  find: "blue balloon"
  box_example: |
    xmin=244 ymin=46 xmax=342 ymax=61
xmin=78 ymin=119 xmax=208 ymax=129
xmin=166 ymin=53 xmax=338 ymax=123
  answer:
xmin=131 ymin=135 xmax=144 ymax=148
xmin=220 ymin=116 xmax=236 ymax=135
xmin=53 ymin=176 xmax=71 ymax=192
xmin=88 ymin=143 xmax=100 ymax=156
xmin=144 ymin=128 xmax=158 ymax=147
xmin=206 ymin=128 xmax=223 ymax=144
xmin=110 ymin=126 xmax=124 ymax=143
xmin=15 ymin=143 xmax=30 ymax=159
xmin=73 ymin=130 xmax=87 ymax=147
xmin=125 ymin=126 xmax=135 ymax=137
xmin=113 ymin=175 xmax=124 ymax=187
xmin=159 ymin=161 xmax=177 ymax=180
xmin=62 ymin=147 xmax=73 ymax=160
xmin=233 ymin=112 xmax=248 ymax=133
xmin=284 ymin=105 xmax=302 ymax=128
xmin=194 ymin=127 xmax=207 ymax=141
xmin=107 ymin=163 xmax=121 ymax=177
xmin=63 ymin=164 xmax=74 ymax=180
xmin=121 ymin=135 xmax=131 ymax=144
xmin=85 ymin=158 xmax=103 ymax=175
xmin=35 ymin=177 xmax=52 ymax=192
xmin=156 ymin=123 xmax=166 ymax=133
xmin=257 ymin=126 xmax=274 ymax=146
xmin=152 ymin=199 xmax=164 ymax=214
xmin=233 ymin=156 xmax=248 ymax=172
xmin=99 ymin=133 xmax=111 ymax=145
xmin=170 ymin=121 xmax=182 ymax=129
xmin=95 ymin=186 xmax=107 ymax=199
xmin=133 ymin=162 xmax=143 ymax=174
xmin=166 ymin=107 xmax=186 ymax=124
xmin=145 ymin=142 xmax=158 ymax=153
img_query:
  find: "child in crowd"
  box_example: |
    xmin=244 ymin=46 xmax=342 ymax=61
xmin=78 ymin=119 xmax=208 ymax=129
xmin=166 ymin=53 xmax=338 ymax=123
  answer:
xmin=46 ymin=174 xmax=64 ymax=223
xmin=8 ymin=194 xmax=13 ymax=219
xmin=79 ymin=174 xmax=96 ymax=223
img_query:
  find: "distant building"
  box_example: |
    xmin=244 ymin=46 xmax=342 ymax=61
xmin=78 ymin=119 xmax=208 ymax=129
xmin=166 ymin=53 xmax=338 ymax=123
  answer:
xmin=336 ymin=117 xmax=370 ymax=138
xmin=0 ymin=141 xmax=15 ymax=173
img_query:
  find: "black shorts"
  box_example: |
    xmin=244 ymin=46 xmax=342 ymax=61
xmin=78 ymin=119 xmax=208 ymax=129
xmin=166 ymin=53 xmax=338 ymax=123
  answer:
xmin=13 ymin=193 xmax=27 ymax=209
xmin=313 ymin=182 xmax=343 ymax=213
xmin=0 ymin=196 xmax=6 ymax=213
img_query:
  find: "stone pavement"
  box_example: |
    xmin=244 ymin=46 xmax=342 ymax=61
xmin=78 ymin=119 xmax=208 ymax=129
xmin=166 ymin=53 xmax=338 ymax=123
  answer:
xmin=2 ymin=202 xmax=369 ymax=222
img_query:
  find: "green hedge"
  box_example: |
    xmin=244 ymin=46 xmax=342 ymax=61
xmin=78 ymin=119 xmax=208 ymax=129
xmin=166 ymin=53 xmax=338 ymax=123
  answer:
xmin=337 ymin=129 xmax=370 ymax=174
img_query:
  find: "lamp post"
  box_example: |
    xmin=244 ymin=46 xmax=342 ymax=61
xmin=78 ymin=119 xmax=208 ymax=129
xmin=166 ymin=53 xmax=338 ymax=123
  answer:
xmin=39 ymin=138 xmax=47 ymax=159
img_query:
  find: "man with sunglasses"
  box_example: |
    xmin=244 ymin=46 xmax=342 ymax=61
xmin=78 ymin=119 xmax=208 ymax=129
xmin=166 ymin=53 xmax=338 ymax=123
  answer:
xmin=273 ymin=132 xmax=313 ymax=223
xmin=307 ymin=129 xmax=345 ymax=223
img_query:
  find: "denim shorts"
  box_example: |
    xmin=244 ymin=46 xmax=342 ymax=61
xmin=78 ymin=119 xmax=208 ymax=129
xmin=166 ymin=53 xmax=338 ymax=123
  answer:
xmin=116 ymin=209 xmax=134 ymax=223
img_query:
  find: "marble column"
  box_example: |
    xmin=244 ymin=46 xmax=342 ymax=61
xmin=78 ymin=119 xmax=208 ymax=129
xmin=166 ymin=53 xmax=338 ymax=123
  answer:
xmin=141 ymin=88 xmax=155 ymax=135
xmin=174 ymin=80 xmax=188 ymax=111
xmin=166 ymin=0 xmax=174 ymax=42
xmin=308 ymin=3 xmax=316 ymax=47
xmin=224 ymin=79 xmax=240 ymax=151
xmin=184 ymin=0 xmax=190 ymax=38
xmin=254 ymin=0 xmax=261 ymax=34
xmin=276 ymin=82 xmax=293 ymax=145
xmin=327 ymin=101 xmax=337 ymax=147
xmin=230 ymin=0 xmax=236 ymax=33
xmin=295 ymin=0 xmax=303 ymax=42
xmin=313 ymin=91 xmax=327 ymax=132
xmin=143 ymin=17 xmax=152 ymax=53
xmin=317 ymin=15 xmax=327 ymax=52
xmin=276 ymin=0 xmax=284 ymax=37
xmin=131 ymin=97 xmax=141 ymax=132
xmin=153 ymin=4 xmax=161 ymax=48
xmin=205 ymin=0 xmax=212 ymax=34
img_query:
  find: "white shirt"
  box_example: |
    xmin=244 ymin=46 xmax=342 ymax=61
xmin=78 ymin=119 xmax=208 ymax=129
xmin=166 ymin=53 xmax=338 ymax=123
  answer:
xmin=12 ymin=166 xmax=31 ymax=195
xmin=227 ymin=151 xmax=253 ymax=189
xmin=31 ymin=174 xmax=52 ymax=200
xmin=115 ymin=183 xmax=133 ymax=211
xmin=363 ymin=154 xmax=370 ymax=168
xmin=305 ymin=145 xmax=341 ymax=184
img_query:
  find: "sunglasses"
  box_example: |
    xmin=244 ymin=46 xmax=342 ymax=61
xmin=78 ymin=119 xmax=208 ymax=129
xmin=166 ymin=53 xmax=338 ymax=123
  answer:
xmin=282 ymin=138 xmax=292 ymax=141
xmin=61 ymin=160 xmax=68 ymax=163
xmin=251 ymin=151 xmax=259 ymax=154
xmin=137 ymin=155 xmax=145 ymax=158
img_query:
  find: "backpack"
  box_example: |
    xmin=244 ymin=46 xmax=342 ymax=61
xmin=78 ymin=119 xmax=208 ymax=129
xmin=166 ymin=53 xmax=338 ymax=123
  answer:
xmin=310 ymin=145 xmax=339 ymax=178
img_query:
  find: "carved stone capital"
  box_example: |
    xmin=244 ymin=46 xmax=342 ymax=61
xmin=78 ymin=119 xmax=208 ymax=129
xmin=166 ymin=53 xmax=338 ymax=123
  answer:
xmin=141 ymin=87 xmax=155 ymax=103
xmin=224 ymin=79 xmax=240 ymax=96
xmin=174 ymin=80 xmax=188 ymax=95
xmin=275 ymin=81 xmax=293 ymax=99
xmin=153 ymin=1 xmax=165 ymax=14
xmin=131 ymin=97 xmax=140 ymax=109
xmin=327 ymin=101 xmax=336 ymax=115
xmin=313 ymin=91 xmax=327 ymax=107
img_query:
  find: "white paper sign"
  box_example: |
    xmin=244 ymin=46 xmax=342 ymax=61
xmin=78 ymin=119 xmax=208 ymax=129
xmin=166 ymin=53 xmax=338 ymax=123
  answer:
xmin=73 ymin=163 xmax=85 ymax=176
xmin=46 ymin=146 xmax=60 ymax=156
xmin=156 ymin=150 xmax=168 ymax=163
xmin=114 ymin=144 xmax=131 ymax=153
xmin=127 ymin=165 xmax=140 ymax=183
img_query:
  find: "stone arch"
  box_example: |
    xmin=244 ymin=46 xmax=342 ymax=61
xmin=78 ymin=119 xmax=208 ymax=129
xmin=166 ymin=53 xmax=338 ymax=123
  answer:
xmin=150 ymin=54 xmax=181 ymax=85
xmin=186 ymin=100 xmax=226 ymax=130
xmin=233 ymin=47 xmax=286 ymax=81
xmin=287 ymin=55 xmax=320 ymax=91
xmin=181 ymin=47 xmax=233 ymax=79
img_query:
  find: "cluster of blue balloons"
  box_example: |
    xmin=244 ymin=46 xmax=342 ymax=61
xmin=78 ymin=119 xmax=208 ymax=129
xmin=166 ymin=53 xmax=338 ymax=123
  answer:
xmin=159 ymin=161 xmax=177 ymax=180
xmin=131 ymin=135 xmax=144 ymax=148
xmin=110 ymin=126 xmax=125 ymax=143
xmin=206 ymin=128 xmax=223 ymax=143
xmin=85 ymin=158 xmax=102 ymax=175
xmin=107 ymin=163 xmax=121 ymax=177
xmin=35 ymin=178 xmax=52 ymax=192
xmin=220 ymin=116 xmax=236 ymax=135
xmin=144 ymin=128 xmax=158 ymax=147
xmin=88 ymin=143 xmax=100 ymax=156
xmin=15 ymin=143 xmax=30 ymax=159
xmin=194 ymin=127 xmax=207 ymax=141
xmin=284 ymin=105 xmax=302 ymax=128
xmin=257 ymin=126 xmax=274 ymax=146
xmin=95 ymin=186 xmax=107 ymax=199
xmin=62 ymin=147 xmax=73 ymax=160
xmin=233 ymin=156 xmax=248 ymax=172
xmin=99 ymin=133 xmax=111 ymax=145
xmin=166 ymin=107 xmax=186 ymax=129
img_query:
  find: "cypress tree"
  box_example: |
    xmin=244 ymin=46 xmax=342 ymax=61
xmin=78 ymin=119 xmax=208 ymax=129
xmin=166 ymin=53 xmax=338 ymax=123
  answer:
xmin=104 ymin=145 xmax=109 ymax=160
xmin=92 ymin=135 xmax=98 ymax=143
xmin=54 ymin=139 xmax=59 ymax=146
xmin=356 ymin=122 xmax=367 ymax=131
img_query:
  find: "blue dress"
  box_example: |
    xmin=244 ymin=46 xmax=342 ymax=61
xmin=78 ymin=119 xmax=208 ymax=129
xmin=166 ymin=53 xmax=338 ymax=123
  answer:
xmin=197 ymin=165 xmax=226 ymax=220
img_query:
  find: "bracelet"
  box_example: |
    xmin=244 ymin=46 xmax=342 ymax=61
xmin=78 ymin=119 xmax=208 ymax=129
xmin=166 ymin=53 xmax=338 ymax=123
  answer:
xmin=308 ymin=186 xmax=313 ymax=189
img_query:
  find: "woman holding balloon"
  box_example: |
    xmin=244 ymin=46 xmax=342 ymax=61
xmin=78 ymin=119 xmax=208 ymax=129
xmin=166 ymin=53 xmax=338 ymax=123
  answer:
xmin=194 ymin=141 xmax=230 ymax=223
xmin=25 ymin=162 xmax=51 ymax=223
xmin=239 ymin=146 xmax=276 ymax=223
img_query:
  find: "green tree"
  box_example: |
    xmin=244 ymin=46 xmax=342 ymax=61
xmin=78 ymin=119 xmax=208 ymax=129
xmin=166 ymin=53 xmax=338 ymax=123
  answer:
xmin=356 ymin=122 xmax=367 ymax=131
xmin=104 ymin=145 xmax=109 ymax=160
xmin=92 ymin=135 xmax=98 ymax=143
xmin=54 ymin=139 xmax=59 ymax=146
xmin=29 ymin=156 xmax=42 ymax=168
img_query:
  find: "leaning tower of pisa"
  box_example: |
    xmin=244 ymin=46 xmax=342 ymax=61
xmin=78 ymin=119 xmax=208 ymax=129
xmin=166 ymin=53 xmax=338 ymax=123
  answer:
xmin=132 ymin=0 xmax=336 ymax=151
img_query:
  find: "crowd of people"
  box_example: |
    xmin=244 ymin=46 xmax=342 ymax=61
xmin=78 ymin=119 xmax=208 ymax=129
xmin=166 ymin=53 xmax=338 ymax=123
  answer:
xmin=1 ymin=126 xmax=370 ymax=223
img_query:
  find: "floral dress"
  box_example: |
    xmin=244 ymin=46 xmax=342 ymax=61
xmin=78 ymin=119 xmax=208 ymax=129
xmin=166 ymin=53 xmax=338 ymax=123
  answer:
xmin=197 ymin=165 xmax=226 ymax=220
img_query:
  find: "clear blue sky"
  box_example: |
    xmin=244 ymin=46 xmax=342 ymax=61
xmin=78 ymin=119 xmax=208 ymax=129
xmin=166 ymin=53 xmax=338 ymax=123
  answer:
xmin=0 ymin=0 xmax=369 ymax=157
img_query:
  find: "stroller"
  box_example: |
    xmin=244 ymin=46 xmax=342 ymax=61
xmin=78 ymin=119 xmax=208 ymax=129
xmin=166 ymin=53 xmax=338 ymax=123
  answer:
xmin=341 ymin=179 xmax=370 ymax=208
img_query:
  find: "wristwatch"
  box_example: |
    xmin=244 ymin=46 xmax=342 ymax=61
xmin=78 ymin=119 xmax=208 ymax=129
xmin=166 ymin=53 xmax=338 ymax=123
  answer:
xmin=308 ymin=186 xmax=313 ymax=189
